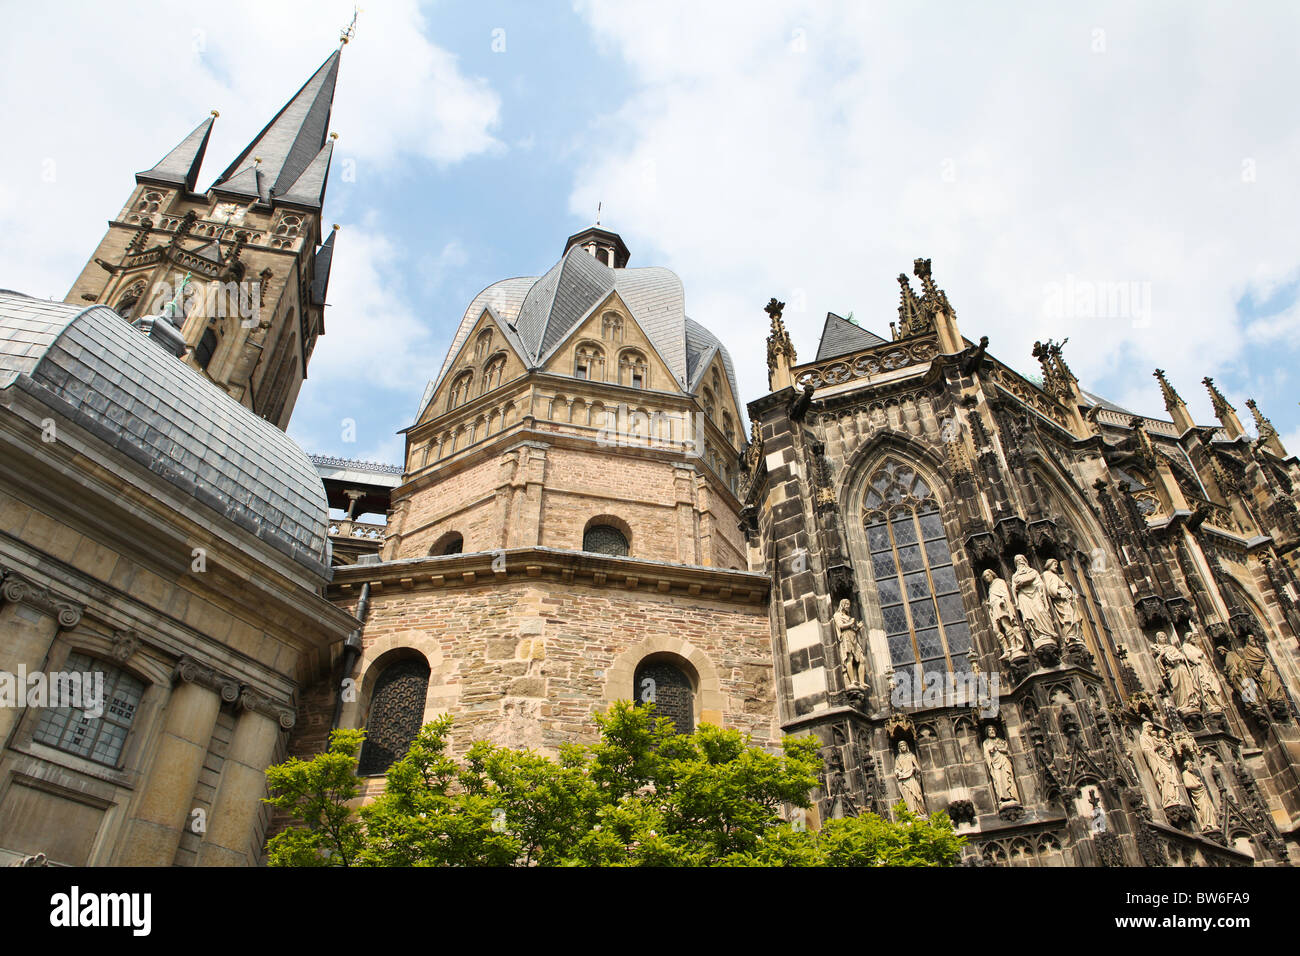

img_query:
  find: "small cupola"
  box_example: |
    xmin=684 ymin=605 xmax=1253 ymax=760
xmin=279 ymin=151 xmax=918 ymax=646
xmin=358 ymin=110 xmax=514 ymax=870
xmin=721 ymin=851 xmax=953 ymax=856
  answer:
xmin=562 ymin=225 xmax=630 ymax=269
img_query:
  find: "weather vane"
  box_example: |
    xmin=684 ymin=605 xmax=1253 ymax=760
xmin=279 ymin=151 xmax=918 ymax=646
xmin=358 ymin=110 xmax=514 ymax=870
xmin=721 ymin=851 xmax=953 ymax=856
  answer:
xmin=340 ymin=7 xmax=359 ymax=45
xmin=595 ymin=201 xmax=602 ymax=226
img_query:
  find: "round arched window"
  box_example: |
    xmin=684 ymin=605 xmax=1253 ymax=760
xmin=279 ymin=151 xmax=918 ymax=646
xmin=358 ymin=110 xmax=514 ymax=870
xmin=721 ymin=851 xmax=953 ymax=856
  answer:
xmin=633 ymin=658 xmax=695 ymax=734
xmin=357 ymin=657 xmax=431 ymax=776
xmin=583 ymin=524 xmax=628 ymax=556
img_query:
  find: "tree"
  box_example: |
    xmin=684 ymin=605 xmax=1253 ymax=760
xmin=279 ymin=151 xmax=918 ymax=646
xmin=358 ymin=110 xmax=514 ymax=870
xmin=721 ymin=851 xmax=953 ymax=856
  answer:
xmin=263 ymin=702 xmax=965 ymax=866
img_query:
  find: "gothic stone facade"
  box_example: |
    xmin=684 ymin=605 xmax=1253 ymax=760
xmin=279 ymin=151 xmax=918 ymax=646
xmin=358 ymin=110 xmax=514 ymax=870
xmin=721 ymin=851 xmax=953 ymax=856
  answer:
xmin=744 ymin=261 xmax=1300 ymax=866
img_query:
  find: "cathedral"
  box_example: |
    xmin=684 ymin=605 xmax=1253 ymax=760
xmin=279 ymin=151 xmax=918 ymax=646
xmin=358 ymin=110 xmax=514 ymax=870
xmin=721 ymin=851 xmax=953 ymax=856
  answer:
xmin=1 ymin=39 xmax=1298 ymax=868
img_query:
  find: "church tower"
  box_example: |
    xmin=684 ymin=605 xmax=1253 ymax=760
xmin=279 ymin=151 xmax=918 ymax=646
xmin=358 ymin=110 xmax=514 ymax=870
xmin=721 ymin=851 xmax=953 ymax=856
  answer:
xmin=64 ymin=48 xmax=344 ymax=429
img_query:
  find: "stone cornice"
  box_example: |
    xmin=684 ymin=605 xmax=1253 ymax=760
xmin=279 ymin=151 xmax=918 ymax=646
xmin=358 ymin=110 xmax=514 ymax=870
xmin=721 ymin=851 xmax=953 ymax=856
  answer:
xmin=0 ymin=564 xmax=84 ymax=628
xmin=329 ymin=546 xmax=769 ymax=606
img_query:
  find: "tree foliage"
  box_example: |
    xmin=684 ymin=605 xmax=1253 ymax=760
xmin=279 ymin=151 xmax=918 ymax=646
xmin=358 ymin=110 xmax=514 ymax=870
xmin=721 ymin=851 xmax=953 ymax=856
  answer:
xmin=264 ymin=702 xmax=964 ymax=867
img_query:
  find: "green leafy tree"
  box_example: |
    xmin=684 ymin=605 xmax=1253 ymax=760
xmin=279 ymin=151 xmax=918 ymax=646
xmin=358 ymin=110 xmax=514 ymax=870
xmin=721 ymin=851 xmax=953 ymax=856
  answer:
xmin=263 ymin=702 xmax=964 ymax=867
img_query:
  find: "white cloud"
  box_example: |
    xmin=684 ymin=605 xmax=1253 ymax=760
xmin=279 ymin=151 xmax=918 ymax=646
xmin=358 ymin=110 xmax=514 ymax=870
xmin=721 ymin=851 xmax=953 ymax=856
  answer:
xmin=570 ymin=1 xmax=1300 ymax=432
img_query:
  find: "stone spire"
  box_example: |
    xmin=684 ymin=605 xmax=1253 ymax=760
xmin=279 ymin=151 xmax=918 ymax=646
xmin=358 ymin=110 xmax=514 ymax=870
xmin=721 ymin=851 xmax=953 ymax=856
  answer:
xmin=895 ymin=273 xmax=926 ymax=338
xmin=1245 ymin=399 xmax=1286 ymax=456
xmin=136 ymin=114 xmax=216 ymax=192
xmin=1154 ymin=369 xmax=1195 ymax=433
xmin=211 ymin=50 xmax=341 ymax=205
xmin=765 ymin=297 xmax=796 ymax=392
xmin=910 ymin=258 xmax=964 ymax=353
xmin=1202 ymin=377 xmax=1245 ymax=439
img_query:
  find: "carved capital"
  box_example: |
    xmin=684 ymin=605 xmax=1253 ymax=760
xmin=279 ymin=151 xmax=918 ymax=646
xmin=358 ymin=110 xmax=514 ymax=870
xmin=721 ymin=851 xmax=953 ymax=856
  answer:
xmin=0 ymin=567 xmax=84 ymax=629
xmin=238 ymin=686 xmax=297 ymax=730
xmin=173 ymin=655 xmax=240 ymax=703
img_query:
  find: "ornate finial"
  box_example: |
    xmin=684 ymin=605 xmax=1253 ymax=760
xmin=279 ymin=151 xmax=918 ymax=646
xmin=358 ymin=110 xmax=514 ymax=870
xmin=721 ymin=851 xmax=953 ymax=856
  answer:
xmin=764 ymin=297 xmax=785 ymax=321
xmin=340 ymin=6 xmax=359 ymax=45
xmin=1129 ymin=416 xmax=1157 ymax=466
xmin=595 ymin=201 xmax=602 ymax=226
xmin=765 ymin=298 xmax=796 ymax=385
xmin=896 ymin=273 xmax=925 ymax=338
xmin=1245 ymin=399 xmax=1278 ymax=440
xmin=210 ymin=109 xmax=220 ymax=118
xmin=1031 ymin=338 xmax=1075 ymax=401
xmin=330 ymin=131 xmax=339 ymax=140
xmin=332 ymin=223 xmax=340 ymax=231
xmin=1202 ymin=377 xmax=1234 ymax=417
xmin=1153 ymin=368 xmax=1184 ymax=413
xmin=909 ymin=257 xmax=953 ymax=327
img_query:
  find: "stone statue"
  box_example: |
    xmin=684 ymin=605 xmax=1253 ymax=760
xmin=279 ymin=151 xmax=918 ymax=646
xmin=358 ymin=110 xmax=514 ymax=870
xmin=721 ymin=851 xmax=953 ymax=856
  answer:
xmin=1138 ymin=721 xmax=1181 ymax=811
xmin=982 ymin=569 xmax=1026 ymax=660
xmin=1042 ymin=559 xmax=1084 ymax=645
xmin=1182 ymin=765 xmax=1216 ymax=833
xmin=1180 ymin=632 xmax=1225 ymax=715
xmin=982 ymin=725 xmax=1020 ymax=806
xmin=1242 ymin=634 xmax=1286 ymax=708
xmin=833 ymin=598 xmax=865 ymax=687
xmin=1011 ymin=554 xmax=1058 ymax=647
xmin=1218 ymin=645 xmax=1258 ymax=703
xmin=1152 ymin=631 xmax=1200 ymax=715
xmin=894 ymin=740 xmax=927 ymax=816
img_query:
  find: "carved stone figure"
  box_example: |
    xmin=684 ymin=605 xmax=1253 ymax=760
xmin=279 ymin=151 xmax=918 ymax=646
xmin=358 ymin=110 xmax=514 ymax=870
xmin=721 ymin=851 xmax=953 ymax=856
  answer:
xmin=1011 ymin=554 xmax=1058 ymax=647
xmin=982 ymin=725 xmax=1020 ymax=806
xmin=1041 ymin=559 xmax=1084 ymax=645
xmin=1242 ymin=634 xmax=1286 ymax=708
xmin=1180 ymin=633 xmax=1225 ymax=715
xmin=833 ymin=598 xmax=865 ymax=687
xmin=982 ymin=569 xmax=1026 ymax=660
xmin=1182 ymin=765 xmax=1216 ymax=833
xmin=1138 ymin=721 xmax=1181 ymax=811
xmin=1218 ymin=645 xmax=1258 ymax=704
xmin=894 ymin=740 xmax=927 ymax=816
xmin=1152 ymin=631 xmax=1200 ymax=715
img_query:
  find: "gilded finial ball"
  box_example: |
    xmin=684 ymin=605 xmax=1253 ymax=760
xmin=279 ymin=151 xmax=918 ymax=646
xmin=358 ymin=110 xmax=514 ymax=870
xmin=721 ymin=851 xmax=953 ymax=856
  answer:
xmin=210 ymin=109 xmax=220 ymax=118
xmin=332 ymin=223 xmax=340 ymax=231
xmin=330 ymin=131 xmax=339 ymax=140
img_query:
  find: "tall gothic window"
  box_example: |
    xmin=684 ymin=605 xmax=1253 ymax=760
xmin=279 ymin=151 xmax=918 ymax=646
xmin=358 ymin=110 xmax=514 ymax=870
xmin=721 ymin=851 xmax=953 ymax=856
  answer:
xmin=357 ymin=656 xmax=431 ymax=776
xmin=863 ymin=460 xmax=970 ymax=692
xmin=32 ymin=653 xmax=144 ymax=767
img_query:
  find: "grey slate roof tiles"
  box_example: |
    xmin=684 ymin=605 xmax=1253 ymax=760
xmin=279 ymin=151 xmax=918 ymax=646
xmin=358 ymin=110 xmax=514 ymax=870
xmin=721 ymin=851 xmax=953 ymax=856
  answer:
xmin=815 ymin=311 xmax=888 ymax=361
xmin=136 ymin=116 xmax=215 ymax=192
xmin=0 ymin=292 xmax=331 ymax=578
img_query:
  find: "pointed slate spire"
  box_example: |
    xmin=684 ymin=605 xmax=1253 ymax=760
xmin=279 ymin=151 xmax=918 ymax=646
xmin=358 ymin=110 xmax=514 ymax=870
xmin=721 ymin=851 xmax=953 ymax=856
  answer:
xmin=816 ymin=311 xmax=886 ymax=361
xmin=279 ymin=136 xmax=334 ymax=208
xmin=136 ymin=115 xmax=215 ymax=191
xmin=212 ymin=50 xmax=340 ymax=204
xmin=311 ymin=226 xmax=337 ymax=308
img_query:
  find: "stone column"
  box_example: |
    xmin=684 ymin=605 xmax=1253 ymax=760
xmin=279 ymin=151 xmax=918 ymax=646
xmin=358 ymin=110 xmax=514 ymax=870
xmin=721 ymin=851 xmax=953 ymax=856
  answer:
xmin=195 ymin=689 xmax=294 ymax=866
xmin=0 ymin=568 xmax=84 ymax=749
xmin=113 ymin=657 xmax=236 ymax=865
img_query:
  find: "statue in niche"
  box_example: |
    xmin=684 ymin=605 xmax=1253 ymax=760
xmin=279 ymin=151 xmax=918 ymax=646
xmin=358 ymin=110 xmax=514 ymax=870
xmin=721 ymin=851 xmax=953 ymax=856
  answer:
xmin=982 ymin=725 xmax=1020 ymax=807
xmin=1041 ymin=559 xmax=1084 ymax=645
xmin=1011 ymin=554 xmax=1058 ymax=648
xmin=982 ymin=569 xmax=1026 ymax=660
xmin=894 ymin=740 xmax=927 ymax=817
xmin=1152 ymin=631 xmax=1201 ymax=716
xmin=1182 ymin=764 xmax=1217 ymax=833
xmin=1241 ymin=634 xmax=1286 ymax=709
xmin=833 ymin=598 xmax=866 ymax=687
xmin=1138 ymin=721 xmax=1182 ymax=811
xmin=1218 ymin=645 xmax=1259 ymax=704
xmin=1180 ymin=630 xmax=1225 ymax=715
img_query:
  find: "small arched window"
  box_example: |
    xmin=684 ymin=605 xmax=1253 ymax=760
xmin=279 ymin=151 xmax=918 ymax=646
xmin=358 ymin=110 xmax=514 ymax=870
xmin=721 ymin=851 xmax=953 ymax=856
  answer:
xmin=602 ymin=312 xmax=623 ymax=342
xmin=474 ymin=329 xmax=494 ymax=361
xmin=358 ymin=656 xmax=431 ymax=776
xmin=574 ymin=342 xmax=604 ymax=381
xmin=431 ymin=532 xmax=463 ymax=555
xmin=115 ymin=281 xmax=145 ymax=322
xmin=634 ymin=657 xmax=695 ymax=734
xmin=584 ymin=523 xmax=629 ymax=556
xmin=194 ymin=327 xmax=219 ymax=371
xmin=481 ymin=353 xmax=507 ymax=394
xmin=863 ymin=459 xmax=969 ymax=694
xmin=722 ymin=412 xmax=734 ymax=445
xmin=32 ymin=652 xmax=144 ymax=767
xmin=448 ymin=371 xmax=474 ymax=410
xmin=702 ymin=388 xmax=717 ymax=420
xmin=619 ymin=349 xmax=648 ymax=389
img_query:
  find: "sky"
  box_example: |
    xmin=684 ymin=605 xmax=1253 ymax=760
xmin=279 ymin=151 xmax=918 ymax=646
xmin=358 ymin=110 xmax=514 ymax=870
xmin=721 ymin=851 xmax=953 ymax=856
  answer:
xmin=2 ymin=0 xmax=1298 ymax=472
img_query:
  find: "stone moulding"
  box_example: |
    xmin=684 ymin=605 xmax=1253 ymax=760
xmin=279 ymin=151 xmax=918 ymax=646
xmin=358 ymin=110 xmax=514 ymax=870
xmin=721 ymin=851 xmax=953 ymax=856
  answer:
xmin=0 ymin=564 xmax=84 ymax=629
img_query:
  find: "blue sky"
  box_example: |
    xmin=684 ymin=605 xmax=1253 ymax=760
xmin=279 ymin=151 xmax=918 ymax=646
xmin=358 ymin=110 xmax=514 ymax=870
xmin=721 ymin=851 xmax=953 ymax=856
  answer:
xmin=2 ymin=1 xmax=1297 ymax=470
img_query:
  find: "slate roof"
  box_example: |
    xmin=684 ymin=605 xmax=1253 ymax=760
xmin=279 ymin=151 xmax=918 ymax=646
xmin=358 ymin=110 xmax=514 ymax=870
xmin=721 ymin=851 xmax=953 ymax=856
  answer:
xmin=420 ymin=243 xmax=739 ymax=422
xmin=212 ymin=50 xmax=339 ymax=205
xmin=136 ymin=116 xmax=214 ymax=192
xmin=0 ymin=292 xmax=331 ymax=578
xmin=814 ymin=311 xmax=888 ymax=361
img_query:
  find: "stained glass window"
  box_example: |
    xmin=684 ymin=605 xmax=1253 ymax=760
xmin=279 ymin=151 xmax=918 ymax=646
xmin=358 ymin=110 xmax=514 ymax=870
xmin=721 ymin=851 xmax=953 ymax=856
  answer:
xmin=863 ymin=460 xmax=969 ymax=696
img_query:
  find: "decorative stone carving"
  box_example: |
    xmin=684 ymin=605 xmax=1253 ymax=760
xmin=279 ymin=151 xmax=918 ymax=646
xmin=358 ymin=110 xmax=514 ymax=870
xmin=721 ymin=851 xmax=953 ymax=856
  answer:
xmin=1180 ymin=631 xmax=1225 ymax=716
xmin=1042 ymin=559 xmax=1084 ymax=646
xmin=982 ymin=725 xmax=1022 ymax=812
xmin=173 ymin=655 xmax=241 ymax=703
xmin=1010 ymin=554 xmax=1058 ymax=650
xmin=239 ymin=686 xmax=297 ymax=730
xmin=1241 ymin=635 xmax=1288 ymax=718
xmin=1138 ymin=721 xmax=1182 ymax=814
xmin=1182 ymin=764 xmax=1217 ymax=834
xmin=1152 ymin=631 xmax=1200 ymax=716
xmin=833 ymin=598 xmax=865 ymax=688
xmin=983 ymin=570 xmax=1027 ymax=662
xmin=893 ymin=739 xmax=927 ymax=817
xmin=0 ymin=568 xmax=84 ymax=629
xmin=110 ymin=629 xmax=141 ymax=663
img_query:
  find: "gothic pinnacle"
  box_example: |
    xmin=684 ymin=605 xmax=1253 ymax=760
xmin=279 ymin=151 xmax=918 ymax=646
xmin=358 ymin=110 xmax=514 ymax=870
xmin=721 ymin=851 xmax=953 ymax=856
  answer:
xmin=1202 ymin=377 xmax=1245 ymax=439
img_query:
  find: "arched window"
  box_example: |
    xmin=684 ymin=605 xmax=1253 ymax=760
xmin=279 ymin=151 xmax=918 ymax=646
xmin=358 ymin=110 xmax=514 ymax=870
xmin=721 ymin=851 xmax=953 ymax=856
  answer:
xmin=722 ymin=412 xmax=735 ymax=446
xmin=32 ymin=652 xmax=144 ymax=767
xmin=357 ymin=656 xmax=431 ymax=776
xmin=194 ymin=327 xmax=218 ymax=371
xmin=862 ymin=459 xmax=970 ymax=693
xmin=583 ymin=522 xmax=629 ymax=556
xmin=473 ymin=329 xmax=494 ymax=361
xmin=115 ymin=281 xmax=145 ymax=321
xmin=574 ymin=342 xmax=604 ymax=381
xmin=601 ymin=312 xmax=623 ymax=342
xmin=448 ymin=371 xmax=473 ymax=410
xmin=481 ymin=353 xmax=507 ymax=394
xmin=431 ymin=532 xmax=463 ymax=555
xmin=633 ymin=657 xmax=695 ymax=734
xmin=619 ymin=349 xmax=648 ymax=388
xmin=702 ymin=388 xmax=717 ymax=420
